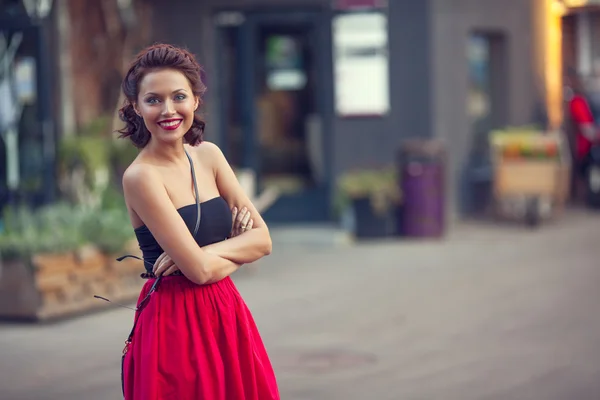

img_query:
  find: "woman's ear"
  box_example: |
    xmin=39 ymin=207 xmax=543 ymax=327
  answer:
xmin=194 ymin=97 xmax=200 ymax=111
xmin=133 ymin=103 xmax=141 ymax=117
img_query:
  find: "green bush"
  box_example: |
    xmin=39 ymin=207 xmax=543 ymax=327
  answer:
xmin=0 ymin=189 xmax=134 ymax=261
xmin=0 ymin=115 xmax=141 ymax=261
xmin=80 ymin=188 xmax=133 ymax=254
xmin=334 ymin=167 xmax=401 ymax=217
xmin=0 ymin=203 xmax=87 ymax=260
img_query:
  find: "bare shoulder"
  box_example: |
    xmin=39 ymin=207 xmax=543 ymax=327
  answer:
xmin=189 ymin=141 xmax=228 ymax=174
xmin=122 ymin=161 xmax=162 ymax=194
xmin=191 ymin=141 xmax=225 ymax=160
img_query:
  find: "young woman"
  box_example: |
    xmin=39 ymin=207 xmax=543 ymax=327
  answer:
xmin=118 ymin=43 xmax=279 ymax=400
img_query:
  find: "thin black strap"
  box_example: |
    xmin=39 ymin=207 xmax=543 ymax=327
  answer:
xmin=185 ymin=149 xmax=201 ymax=237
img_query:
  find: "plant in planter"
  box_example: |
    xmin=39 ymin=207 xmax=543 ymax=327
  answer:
xmin=0 ymin=203 xmax=86 ymax=319
xmin=334 ymin=167 xmax=401 ymax=239
xmin=0 ymin=189 xmax=141 ymax=320
xmin=77 ymin=189 xmax=142 ymax=301
xmin=80 ymin=188 xmax=134 ymax=254
xmin=0 ymin=203 xmax=87 ymax=259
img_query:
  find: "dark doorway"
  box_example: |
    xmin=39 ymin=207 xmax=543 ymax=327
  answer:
xmin=215 ymin=10 xmax=332 ymax=223
xmin=461 ymin=31 xmax=509 ymax=216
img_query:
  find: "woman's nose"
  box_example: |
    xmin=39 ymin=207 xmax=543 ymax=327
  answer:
xmin=162 ymin=100 xmax=175 ymax=116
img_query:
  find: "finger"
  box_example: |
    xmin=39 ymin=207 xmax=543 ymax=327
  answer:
xmin=162 ymin=264 xmax=179 ymax=276
xmin=154 ymin=257 xmax=170 ymax=274
xmin=153 ymin=252 xmax=166 ymax=273
xmin=156 ymin=260 xmax=174 ymax=276
xmin=236 ymin=207 xmax=247 ymax=224
xmin=154 ymin=262 xmax=164 ymax=276
xmin=231 ymin=207 xmax=238 ymax=230
xmin=245 ymin=219 xmax=254 ymax=231
xmin=236 ymin=209 xmax=248 ymax=228
xmin=233 ymin=207 xmax=244 ymax=236
xmin=235 ymin=208 xmax=247 ymax=235
xmin=240 ymin=211 xmax=251 ymax=228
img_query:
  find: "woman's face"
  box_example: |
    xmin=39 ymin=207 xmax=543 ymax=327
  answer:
xmin=135 ymin=68 xmax=199 ymax=145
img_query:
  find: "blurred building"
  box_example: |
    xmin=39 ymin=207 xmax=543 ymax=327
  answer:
xmin=0 ymin=0 xmax=57 ymax=208
xmin=1 ymin=0 xmax=571 ymax=224
xmin=146 ymin=0 xmax=541 ymax=222
xmin=561 ymin=0 xmax=600 ymax=78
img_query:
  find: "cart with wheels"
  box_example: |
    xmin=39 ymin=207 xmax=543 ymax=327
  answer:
xmin=490 ymin=129 xmax=570 ymax=228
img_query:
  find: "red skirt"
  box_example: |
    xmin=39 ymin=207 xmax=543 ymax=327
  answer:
xmin=122 ymin=276 xmax=280 ymax=400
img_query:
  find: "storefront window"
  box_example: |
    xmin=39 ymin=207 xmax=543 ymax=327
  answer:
xmin=265 ymin=35 xmax=306 ymax=91
xmin=0 ymin=29 xmax=45 ymax=207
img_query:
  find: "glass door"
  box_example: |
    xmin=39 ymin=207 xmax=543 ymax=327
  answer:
xmin=217 ymin=10 xmax=332 ymax=223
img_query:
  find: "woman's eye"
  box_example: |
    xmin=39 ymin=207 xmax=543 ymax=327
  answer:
xmin=175 ymin=94 xmax=186 ymax=101
xmin=146 ymin=98 xmax=159 ymax=104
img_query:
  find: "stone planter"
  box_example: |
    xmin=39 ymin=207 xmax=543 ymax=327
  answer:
xmin=0 ymin=242 xmax=145 ymax=322
xmin=0 ymin=259 xmax=41 ymax=320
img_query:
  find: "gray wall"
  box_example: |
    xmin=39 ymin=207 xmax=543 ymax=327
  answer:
xmin=430 ymin=0 xmax=537 ymax=217
xmin=150 ymin=0 xmax=539 ymax=219
xmin=332 ymin=0 xmax=433 ymax=175
xmin=151 ymin=0 xmax=433 ymax=175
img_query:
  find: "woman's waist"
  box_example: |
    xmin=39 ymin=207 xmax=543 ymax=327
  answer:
xmin=140 ymin=275 xmax=237 ymax=295
xmin=135 ymin=276 xmax=242 ymax=317
xmin=140 ymin=270 xmax=183 ymax=279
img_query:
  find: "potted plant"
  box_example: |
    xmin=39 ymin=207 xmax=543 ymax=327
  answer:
xmin=0 ymin=203 xmax=85 ymax=320
xmin=0 ymin=192 xmax=141 ymax=321
xmin=334 ymin=167 xmax=401 ymax=239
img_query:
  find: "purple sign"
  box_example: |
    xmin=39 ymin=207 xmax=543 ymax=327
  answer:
xmin=332 ymin=0 xmax=387 ymax=10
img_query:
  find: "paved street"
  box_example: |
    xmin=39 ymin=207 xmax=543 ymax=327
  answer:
xmin=1 ymin=210 xmax=600 ymax=400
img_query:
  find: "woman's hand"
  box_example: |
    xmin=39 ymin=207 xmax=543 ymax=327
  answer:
xmin=154 ymin=207 xmax=254 ymax=276
xmin=153 ymin=251 xmax=179 ymax=277
xmin=230 ymin=206 xmax=253 ymax=238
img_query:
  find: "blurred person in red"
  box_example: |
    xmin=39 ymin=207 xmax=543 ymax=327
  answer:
xmin=565 ymin=69 xmax=599 ymax=195
xmin=116 ymin=44 xmax=279 ymax=400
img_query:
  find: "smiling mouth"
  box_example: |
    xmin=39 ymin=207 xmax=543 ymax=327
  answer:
xmin=158 ymin=119 xmax=183 ymax=130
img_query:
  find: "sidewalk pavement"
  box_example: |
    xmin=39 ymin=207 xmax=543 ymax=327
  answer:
xmin=1 ymin=209 xmax=599 ymax=400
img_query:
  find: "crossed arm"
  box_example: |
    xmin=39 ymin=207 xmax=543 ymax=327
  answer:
xmin=154 ymin=206 xmax=260 ymax=276
xmin=124 ymin=142 xmax=271 ymax=285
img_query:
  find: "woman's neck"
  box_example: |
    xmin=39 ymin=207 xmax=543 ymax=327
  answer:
xmin=142 ymin=139 xmax=187 ymax=165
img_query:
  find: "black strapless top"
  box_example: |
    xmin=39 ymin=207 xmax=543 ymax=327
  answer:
xmin=133 ymin=196 xmax=232 ymax=272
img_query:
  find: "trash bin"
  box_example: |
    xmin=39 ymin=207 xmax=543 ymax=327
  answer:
xmin=397 ymin=139 xmax=446 ymax=238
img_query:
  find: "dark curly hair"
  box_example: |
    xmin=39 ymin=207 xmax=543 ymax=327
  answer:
xmin=118 ymin=44 xmax=207 ymax=148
